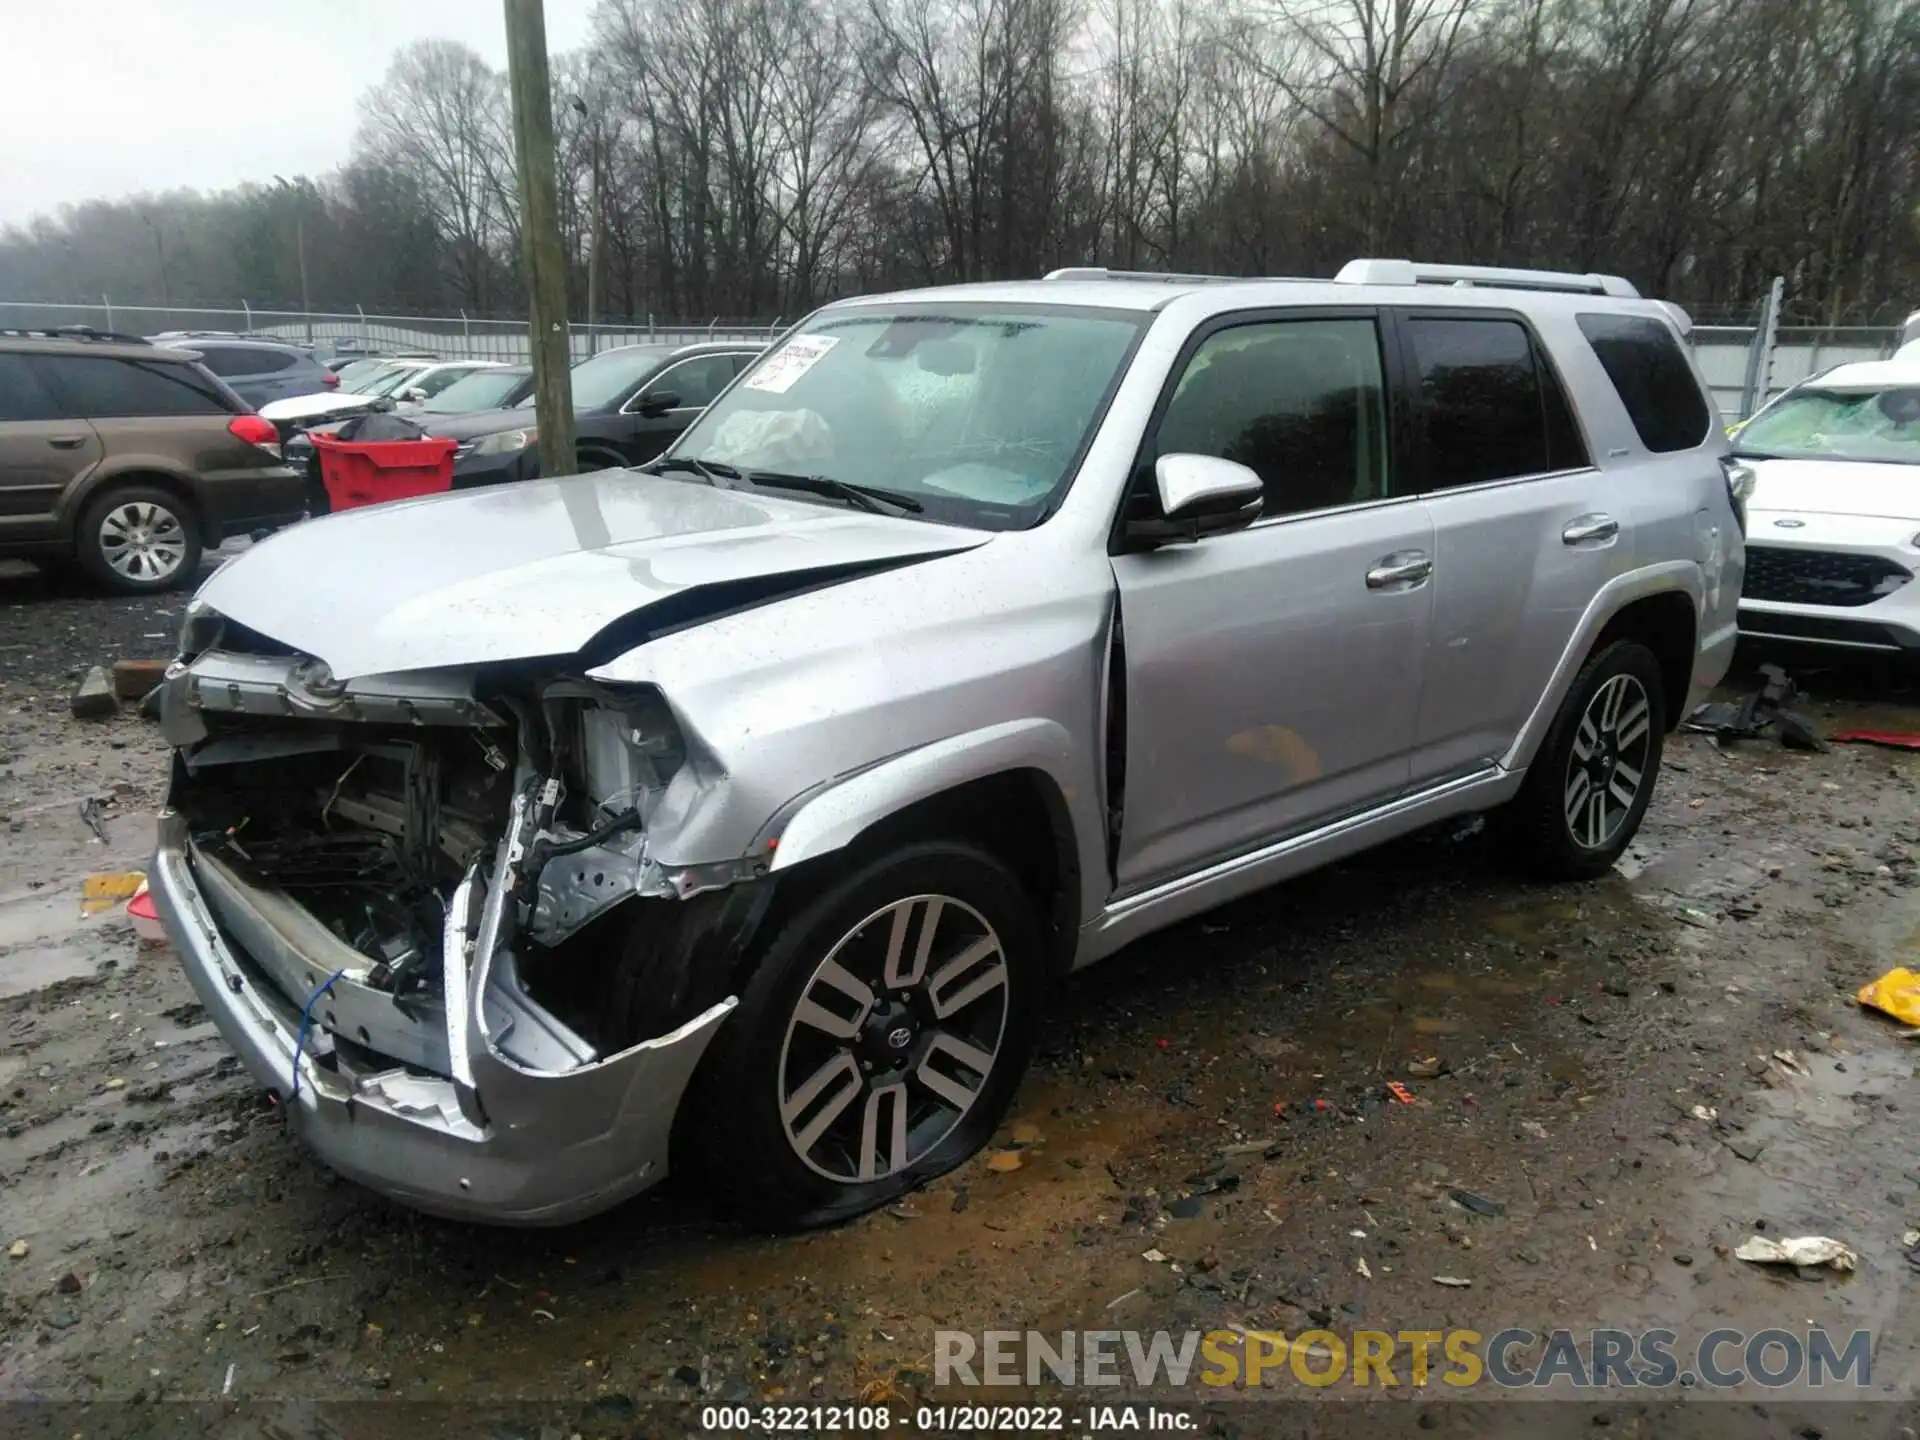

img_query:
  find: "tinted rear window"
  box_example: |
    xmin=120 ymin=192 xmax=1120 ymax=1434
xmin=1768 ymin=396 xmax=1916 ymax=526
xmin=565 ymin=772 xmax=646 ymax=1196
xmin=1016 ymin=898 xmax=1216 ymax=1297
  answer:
xmin=39 ymin=355 xmax=235 ymax=418
xmin=1407 ymin=317 xmax=1590 ymax=488
xmin=198 ymin=346 xmax=299 ymax=377
xmin=1576 ymin=313 xmax=1711 ymax=453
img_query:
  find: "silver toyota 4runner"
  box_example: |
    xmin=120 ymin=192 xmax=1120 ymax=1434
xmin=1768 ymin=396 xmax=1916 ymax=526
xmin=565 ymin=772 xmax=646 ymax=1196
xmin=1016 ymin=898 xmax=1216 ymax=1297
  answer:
xmin=151 ymin=260 xmax=1744 ymax=1228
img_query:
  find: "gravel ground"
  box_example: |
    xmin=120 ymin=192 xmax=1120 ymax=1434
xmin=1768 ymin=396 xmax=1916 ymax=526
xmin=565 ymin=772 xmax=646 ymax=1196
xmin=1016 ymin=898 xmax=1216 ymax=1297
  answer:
xmin=3 ymin=559 xmax=1920 ymax=1438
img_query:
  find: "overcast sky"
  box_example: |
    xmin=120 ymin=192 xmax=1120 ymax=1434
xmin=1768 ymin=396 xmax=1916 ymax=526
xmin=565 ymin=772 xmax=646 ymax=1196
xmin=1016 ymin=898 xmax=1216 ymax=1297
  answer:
xmin=0 ymin=0 xmax=598 ymax=228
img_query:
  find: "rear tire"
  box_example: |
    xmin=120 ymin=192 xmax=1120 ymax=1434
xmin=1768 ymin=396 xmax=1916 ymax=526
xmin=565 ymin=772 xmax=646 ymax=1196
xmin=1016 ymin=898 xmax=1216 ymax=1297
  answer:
xmin=1504 ymin=639 xmax=1666 ymax=880
xmin=684 ymin=840 xmax=1043 ymax=1230
xmin=75 ymin=485 xmax=203 ymax=594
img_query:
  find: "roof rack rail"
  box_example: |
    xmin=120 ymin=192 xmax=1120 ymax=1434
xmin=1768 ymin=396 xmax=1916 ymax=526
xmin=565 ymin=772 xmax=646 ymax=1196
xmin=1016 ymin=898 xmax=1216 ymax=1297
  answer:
xmin=1336 ymin=259 xmax=1640 ymax=299
xmin=0 ymin=325 xmax=153 ymax=346
xmin=1043 ymin=266 xmax=1245 ymax=285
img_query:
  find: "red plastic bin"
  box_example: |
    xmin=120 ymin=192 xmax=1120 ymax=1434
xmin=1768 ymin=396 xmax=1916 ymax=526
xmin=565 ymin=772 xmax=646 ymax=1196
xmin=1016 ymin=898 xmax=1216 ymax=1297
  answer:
xmin=311 ymin=434 xmax=458 ymax=513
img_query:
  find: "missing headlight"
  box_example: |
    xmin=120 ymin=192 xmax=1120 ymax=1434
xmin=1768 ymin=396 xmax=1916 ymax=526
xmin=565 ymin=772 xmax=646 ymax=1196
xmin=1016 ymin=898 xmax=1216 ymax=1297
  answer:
xmin=567 ymin=684 xmax=686 ymax=827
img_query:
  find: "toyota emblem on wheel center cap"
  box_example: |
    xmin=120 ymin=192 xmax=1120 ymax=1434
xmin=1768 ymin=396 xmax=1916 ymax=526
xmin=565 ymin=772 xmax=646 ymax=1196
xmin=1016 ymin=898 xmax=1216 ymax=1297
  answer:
xmin=886 ymin=1026 xmax=913 ymax=1049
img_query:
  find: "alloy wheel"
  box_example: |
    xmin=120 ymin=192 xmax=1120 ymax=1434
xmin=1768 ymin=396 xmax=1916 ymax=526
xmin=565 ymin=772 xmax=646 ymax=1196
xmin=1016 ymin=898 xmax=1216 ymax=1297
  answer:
xmin=1564 ymin=672 xmax=1654 ymax=850
xmin=777 ymin=894 xmax=1010 ymax=1183
xmin=98 ymin=500 xmax=188 ymax=583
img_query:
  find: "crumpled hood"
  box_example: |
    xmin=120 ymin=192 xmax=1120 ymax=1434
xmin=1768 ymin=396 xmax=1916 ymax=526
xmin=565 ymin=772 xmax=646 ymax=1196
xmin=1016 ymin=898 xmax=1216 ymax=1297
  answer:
xmin=1744 ymin=457 xmax=1920 ymax=522
xmin=196 ymin=472 xmax=988 ymax=679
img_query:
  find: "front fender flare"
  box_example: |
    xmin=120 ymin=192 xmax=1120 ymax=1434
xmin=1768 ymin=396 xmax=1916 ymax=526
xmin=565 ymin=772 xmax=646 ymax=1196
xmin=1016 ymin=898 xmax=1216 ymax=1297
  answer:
xmin=765 ymin=718 xmax=1080 ymax=873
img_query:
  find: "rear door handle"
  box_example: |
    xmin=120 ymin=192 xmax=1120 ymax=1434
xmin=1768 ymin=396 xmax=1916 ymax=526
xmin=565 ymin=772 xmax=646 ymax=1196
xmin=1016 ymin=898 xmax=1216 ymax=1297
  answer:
xmin=1562 ymin=513 xmax=1619 ymax=545
xmin=1365 ymin=551 xmax=1433 ymax=589
xmin=47 ymin=434 xmax=88 ymax=450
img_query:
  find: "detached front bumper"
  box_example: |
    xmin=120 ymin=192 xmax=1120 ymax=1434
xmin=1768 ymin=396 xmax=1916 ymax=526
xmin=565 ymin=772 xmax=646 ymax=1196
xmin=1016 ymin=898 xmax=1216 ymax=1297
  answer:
xmin=151 ymin=811 xmax=735 ymax=1225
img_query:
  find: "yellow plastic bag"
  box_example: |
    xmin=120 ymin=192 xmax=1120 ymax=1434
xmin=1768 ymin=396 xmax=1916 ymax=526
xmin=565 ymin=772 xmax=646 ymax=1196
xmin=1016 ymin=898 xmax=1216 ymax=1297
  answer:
xmin=1857 ymin=967 xmax=1920 ymax=1028
xmin=81 ymin=870 xmax=146 ymax=916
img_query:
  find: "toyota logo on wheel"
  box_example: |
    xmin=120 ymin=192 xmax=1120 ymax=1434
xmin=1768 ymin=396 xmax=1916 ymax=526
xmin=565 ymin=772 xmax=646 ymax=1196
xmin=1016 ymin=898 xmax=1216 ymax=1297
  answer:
xmin=886 ymin=1026 xmax=914 ymax=1050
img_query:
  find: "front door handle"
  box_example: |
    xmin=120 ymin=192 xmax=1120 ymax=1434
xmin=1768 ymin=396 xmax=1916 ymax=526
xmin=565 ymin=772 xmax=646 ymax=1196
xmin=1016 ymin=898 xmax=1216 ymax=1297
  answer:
xmin=1562 ymin=513 xmax=1619 ymax=545
xmin=47 ymin=434 xmax=88 ymax=450
xmin=1365 ymin=550 xmax=1433 ymax=589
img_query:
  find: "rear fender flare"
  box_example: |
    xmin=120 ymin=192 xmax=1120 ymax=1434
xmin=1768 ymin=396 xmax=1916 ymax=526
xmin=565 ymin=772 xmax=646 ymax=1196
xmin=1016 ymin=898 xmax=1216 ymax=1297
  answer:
xmin=1502 ymin=562 xmax=1704 ymax=774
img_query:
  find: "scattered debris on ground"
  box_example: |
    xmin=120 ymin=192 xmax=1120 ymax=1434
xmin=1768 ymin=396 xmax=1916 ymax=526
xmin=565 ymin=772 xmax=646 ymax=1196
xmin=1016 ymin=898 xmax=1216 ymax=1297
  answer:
xmin=1832 ymin=729 xmax=1920 ymax=751
xmin=1686 ymin=662 xmax=1825 ymax=750
xmin=1732 ymin=1235 xmax=1858 ymax=1273
xmin=69 ymin=665 xmax=115 ymax=719
xmin=1857 ymin=965 xmax=1920 ymax=1028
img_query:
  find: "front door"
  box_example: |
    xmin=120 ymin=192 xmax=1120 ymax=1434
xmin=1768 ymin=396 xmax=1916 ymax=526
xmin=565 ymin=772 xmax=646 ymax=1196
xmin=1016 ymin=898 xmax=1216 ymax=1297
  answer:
xmin=1110 ymin=312 xmax=1434 ymax=892
xmin=619 ymin=352 xmax=754 ymax=464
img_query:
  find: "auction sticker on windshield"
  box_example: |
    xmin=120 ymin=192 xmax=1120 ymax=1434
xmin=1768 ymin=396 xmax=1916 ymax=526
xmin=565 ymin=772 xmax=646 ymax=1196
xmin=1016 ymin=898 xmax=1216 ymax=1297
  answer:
xmin=744 ymin=335 xmax=838 ymax=394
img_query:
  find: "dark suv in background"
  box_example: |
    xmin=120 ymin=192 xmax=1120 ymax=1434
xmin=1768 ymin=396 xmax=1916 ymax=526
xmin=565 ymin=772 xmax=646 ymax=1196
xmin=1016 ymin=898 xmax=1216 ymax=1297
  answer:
xmin=159 ymin=338 xmax=335 ymax=408
xmin=0 ymin=329 xmax=302 ymax=593
xmin=427 ymin=340 xmax=763 ymax=487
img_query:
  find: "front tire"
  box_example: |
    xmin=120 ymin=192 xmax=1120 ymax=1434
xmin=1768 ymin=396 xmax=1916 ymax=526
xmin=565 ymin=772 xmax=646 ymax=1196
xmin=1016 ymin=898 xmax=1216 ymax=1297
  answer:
xmin=1505 ymin=639 xmax=1666 ymax=880
xmin=75 ymin=485 xmax=203 ymax=594
xmin=686 ymin=841 xmax=1043 ymax=1229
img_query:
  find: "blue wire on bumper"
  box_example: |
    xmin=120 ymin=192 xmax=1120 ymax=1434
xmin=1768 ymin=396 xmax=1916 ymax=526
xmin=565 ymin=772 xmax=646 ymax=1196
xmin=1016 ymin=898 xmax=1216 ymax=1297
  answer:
xmin=290 ymin=967 xmax=348 ymax=1104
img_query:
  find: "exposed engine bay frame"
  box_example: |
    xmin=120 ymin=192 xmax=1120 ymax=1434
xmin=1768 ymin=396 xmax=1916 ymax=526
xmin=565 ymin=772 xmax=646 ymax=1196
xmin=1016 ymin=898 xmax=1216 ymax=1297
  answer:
xmin=149 ymin=646 xmax=781 ymax=1222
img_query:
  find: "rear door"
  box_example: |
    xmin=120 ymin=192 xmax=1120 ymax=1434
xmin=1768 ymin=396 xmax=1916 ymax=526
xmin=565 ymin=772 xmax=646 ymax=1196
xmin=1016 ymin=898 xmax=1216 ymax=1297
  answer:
xmin=1109 ymin=310 xmax=1435 ymax=890
xmin=39 ymin=351 xmax=249 ymax=484
xmin=1396 ymin=310 xmax=1615 ymax=785
xmin=0 ymin=351 xmax=102 ymax=541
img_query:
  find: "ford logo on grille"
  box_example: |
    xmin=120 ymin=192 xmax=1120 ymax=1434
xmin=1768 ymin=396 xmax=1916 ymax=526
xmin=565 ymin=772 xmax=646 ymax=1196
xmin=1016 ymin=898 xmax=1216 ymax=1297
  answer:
xmin=1772 ymin=518 xmax=1805 ymax=528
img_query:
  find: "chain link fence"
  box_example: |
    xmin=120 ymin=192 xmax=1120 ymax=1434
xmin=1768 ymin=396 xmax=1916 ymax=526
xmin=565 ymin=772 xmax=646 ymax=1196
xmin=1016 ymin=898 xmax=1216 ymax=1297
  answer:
xmin=0 ymin=299 xmax=785 ymax=363
xmin=1682 ymin=282 xmax=1909 ymax=422
xmin=4 ymin=291 xmax=1909 ymax=421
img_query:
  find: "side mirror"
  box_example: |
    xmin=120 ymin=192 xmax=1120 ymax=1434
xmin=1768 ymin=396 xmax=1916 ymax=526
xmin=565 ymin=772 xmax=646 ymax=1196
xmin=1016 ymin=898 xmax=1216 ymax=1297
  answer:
xmin=400 ymin=386 xmax=428 ymax=403
xmin=636 ymin=390 xmax=681 ymax=417
xmin=1127 ymin=453 xmax=1265 ymax=545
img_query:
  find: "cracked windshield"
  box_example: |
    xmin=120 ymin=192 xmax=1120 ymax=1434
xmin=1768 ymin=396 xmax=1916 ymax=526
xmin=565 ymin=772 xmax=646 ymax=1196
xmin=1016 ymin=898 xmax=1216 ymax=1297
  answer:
xmin=1736 ymin=387 xmax=1920 ymax=463
xmin=672 ymin=308 xmax=1146 ymax=527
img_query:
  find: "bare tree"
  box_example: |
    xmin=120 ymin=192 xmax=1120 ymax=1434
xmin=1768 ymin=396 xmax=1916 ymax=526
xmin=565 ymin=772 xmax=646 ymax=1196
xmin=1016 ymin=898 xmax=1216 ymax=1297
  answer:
xmin=9 ymin=0 xmax=1919 ymax=323
xmin=357 ymin=39 xmax=515 ymax=309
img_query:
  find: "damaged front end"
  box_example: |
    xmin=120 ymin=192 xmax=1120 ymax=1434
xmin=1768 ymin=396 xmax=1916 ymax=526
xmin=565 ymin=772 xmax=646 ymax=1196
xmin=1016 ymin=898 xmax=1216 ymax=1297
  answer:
xmin=150 ymin=625 xmax=769 ymax=1224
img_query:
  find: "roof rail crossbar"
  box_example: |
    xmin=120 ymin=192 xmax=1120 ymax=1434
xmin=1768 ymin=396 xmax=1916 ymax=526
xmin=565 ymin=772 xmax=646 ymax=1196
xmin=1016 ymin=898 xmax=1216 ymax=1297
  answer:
xmin=1336 ymin=259 xmax=1640 ymax=299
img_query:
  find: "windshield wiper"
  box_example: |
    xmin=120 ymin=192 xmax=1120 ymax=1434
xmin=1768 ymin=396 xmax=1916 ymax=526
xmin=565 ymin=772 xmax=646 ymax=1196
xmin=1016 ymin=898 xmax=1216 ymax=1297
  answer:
xmin=643 ymin=455 xmax=742 ymax=485
xmin=741 ymin=470 xmax=924 ymax=515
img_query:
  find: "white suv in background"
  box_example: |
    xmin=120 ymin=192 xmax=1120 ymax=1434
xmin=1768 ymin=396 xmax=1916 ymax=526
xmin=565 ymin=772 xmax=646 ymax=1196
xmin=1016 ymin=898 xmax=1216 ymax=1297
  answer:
xmin=1732 ymin=347 xmax=1920 ymax=654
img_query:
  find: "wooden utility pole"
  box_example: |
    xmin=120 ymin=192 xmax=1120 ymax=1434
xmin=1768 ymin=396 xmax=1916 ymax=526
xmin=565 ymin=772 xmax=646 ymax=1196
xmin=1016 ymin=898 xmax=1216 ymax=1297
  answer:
xmin=503 ymin=0 xmax=575 ymax=480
